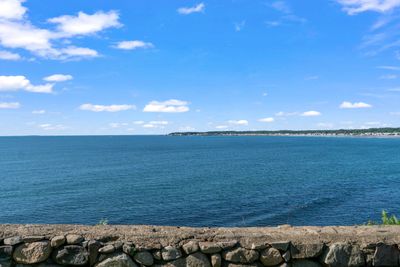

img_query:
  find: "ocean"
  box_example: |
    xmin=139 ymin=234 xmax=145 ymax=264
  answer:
xmin=1 ymin=135 xmax=399 ymax=226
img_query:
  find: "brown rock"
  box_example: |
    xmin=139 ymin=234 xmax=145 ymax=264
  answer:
xmin=13 ymin=241 xmax=51 ymax=264
xmin=260 ymin=247 xmax=283 ymax=266
xmin=53 ymin=245 xmax=89 ymax=266
xmin=199 ymin=242 xmax=221 ymax=254
xmin=211 ymin=254 xmax=222 ymax=267
xmin=291 ymin=243 xmax=324 ymax=259
xmin=222 ymin=247 xmax=259 ymax=264
xmin=162 ymin=246 xmax=182 ymax=261
xmin=134 ymin=251 xmax=154 ymax=266
xmin=66 ymin=234 xmax=84 ymax=245
xmin=50 ymin=236 xmax=65 ymax=248
xmin=182 ymin=241 xmax=199 ymax=254
xmin=186 ymin=252 xmax=211 ymax=267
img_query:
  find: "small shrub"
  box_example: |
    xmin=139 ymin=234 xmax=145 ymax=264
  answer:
xmin=367 ymin=210 xmax=400 ymax=225
xmin=97 ymin=218 xmax=109 ymax=225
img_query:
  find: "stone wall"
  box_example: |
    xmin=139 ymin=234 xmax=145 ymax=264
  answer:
xmin=1 ymin=225 xmax=400 ymax=267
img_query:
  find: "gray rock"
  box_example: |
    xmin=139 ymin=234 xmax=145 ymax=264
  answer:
xmin=13 ymin=241 xmax=52 ymax=264
xmin=66 ymin=235 xmax=84 ymax=245
xmin=153 ymin=250 xmax=162 ymax=260
xmin=260 ymin=247 xmax=283 ymax=266
xmin=53 ymin=245 xmax=89 ymax=266
xmin=373 ymin=243 xmax=399 ymax=267
xmin=271 ymin=242 xmax=291 ymax=252
xmin=240 ymin=239 xmax=268 ymax=250
xmin=291 ymin=243 xmax=324 ymax=259
xmin=199 ymin=242 xmax=221 ymax=254
xmin=88 ymin=240 xmax=102 ymax=266
xmin=22 ymin=236 xmax=45 ymax=243
xmin=186 ymin=252 xmax=211 ymax=267
xmin=222 ymin=247 xmax=259 ymax=264
xmin=292 ymin=260 xmax=322 ymax=267
xmin=218 ymin=241 xmax=238 ymax=250
xmin=160 ymin=258 xmax=186 ymax=267
xmin=211 ymin=254 xmax=222 ymax=267
xmin=222 ymin=263 xmax=261 ymax=267
xmin=321 ymin=243 xmax=364 ymax=267
xmin=162 ymin=246 xmax=182 ymax=261
xmin=95 ymin=252 xmax=137 ymax=267
xmin=123 ymin=243 xmax=135 ymax=257
xmin=4 ymin=236 xmax=22 ymax=246
xmin=282 ymin=251 xmax=291 ymax=262
xmin=133 ymin=251 xmax=154 ymax=266
xmin=99 ymin=244 xmax=115 ymax=254
xmin=182 ymin=241 xmax=199 ymax=254
xmin=113 ymin=241 xmax=124 ymax=251
xmin=0 ymin=261 xmax=11 ymax=267
xmin=50 ymin=236 xmax=65 ymax=248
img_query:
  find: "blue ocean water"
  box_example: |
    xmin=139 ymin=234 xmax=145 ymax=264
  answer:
xmin=1 ymin=136 xmax=400 ymax=226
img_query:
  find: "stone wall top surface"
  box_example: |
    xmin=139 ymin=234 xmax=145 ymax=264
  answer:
xmin=1 ymin=225 xmax=399 ymax=247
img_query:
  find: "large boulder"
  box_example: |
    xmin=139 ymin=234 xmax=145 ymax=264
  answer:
xmin=95 ymin=252 xmax=137 ymax=267
xmin=260 ymin=247 xmax=283 ymax=266
xmin=134 ymin=251 xmax=154 ymax=266
xmin=0 ymin=246 xmax=13 ymax=267
xmin=373 ymin=243 xmax=400 ymax=267
xmin=13 ymin=241 xmax=52 ymax=264
xmin=186 ymin=252 xmax=211 ymax=267
xmin=53 ymin=245 xmax=89 ymax=266
xmin=162 ymin=246 xmax=182 ymax=261
xmin=291 ymin=243 xmax=324 ymax=259
xmin=182 ymin=241 xmax=200 ymax=254
xmin=321 ymin=243 xmax=364 ymax=267
xmin=199 ymin=243 xmax=222 ymax=254
xmin=222 ymin=247 xmax=259 ymax=264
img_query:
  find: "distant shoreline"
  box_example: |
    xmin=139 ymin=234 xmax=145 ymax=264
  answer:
xmin=168 ymin=127 xmax=400 ymax=138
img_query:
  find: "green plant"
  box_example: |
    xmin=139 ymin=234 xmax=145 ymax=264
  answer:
xmin=367 ymin=210 xmax=400 ymax=225
xmin=97 ymin=218 xmax=109 ymax=225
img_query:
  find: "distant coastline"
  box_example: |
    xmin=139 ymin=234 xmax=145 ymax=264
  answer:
xmin=168 ymin=127 xmax=400 ymax=137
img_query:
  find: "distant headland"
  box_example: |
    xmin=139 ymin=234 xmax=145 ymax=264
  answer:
xmin=169 ymin=127 xmax=400 ymax=137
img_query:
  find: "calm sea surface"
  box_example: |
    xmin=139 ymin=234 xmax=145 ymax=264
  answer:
xmin=1 ymin=136 xmax=400 ymax=226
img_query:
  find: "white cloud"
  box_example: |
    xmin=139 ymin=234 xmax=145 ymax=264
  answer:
xmin=0 ymin=75 xmax=53 ymax=93
xmin=377 ymin=65 xmax=400 ymax=71
xmin=48 ymin=11 xmax=121 ymax=37
xmin=340 ymin=101 xmax=373 ymax=109
xmin=317 ymin=122 xmax=334 ymax=128
xmin=32 ymin=109 xmax=45 ymax=114
xmin=234 ymin=21 xmax=246 ymax=32
xmin=0 ymin=1 xmax=117 ymax=60
xmin=301 ymin=111 xmax=321 ymax=117
xmin=179 ymin=126 xmax=195 ymax=131
xmin=149 ymin=120 xmax=169 ymax=125
xmin=380 ymin=74 xmax=397 ymax=79
xmin=177 ymin=3 xmax=205 ymax=15
xmin=43 ymin=74 xmax=73 ymax=82
xmin=275 ymin=111 xmax=299 ymax=117
xmin=0 ymin=50 xmax=21 ymax=60
xmin=133 ymin=120 xmax=145 ymax=125
xmin=38 ymin=123 xmax=66 ymax=130
xmin=337 ymin=0 xmax=400 ymax=15
xmin=228 ymin=120 xmax=249 ymax=125
xmin=0 ymin=0 xmax=27 ymax=20
xmin=258 ymin=117 xmax=275 ymax=123
xmin=109 ymin=122 xmax=128 ymax=128
xmin=271 ymin=1 xmax=291 ymax=13
xmin=215 ymin=125 xmax=228 ymax=129
xmin=143 ymin=99 xmax=189 ymax=113
xmin=390 ymin=111 xmax=400 ymax=115
xmin=143 ymin=124 xmax=157 ymax=128
xmin=58 ymin=46 xmax=99 ymax=59
xmin=305 ymin=75 xmax=319 ymax=80
xmin=0 ymin=101 xmax=20 ymax=109
xmin=265 ymin=21 xmax=282 ymax=27
xmin=80 ymin=103 xmax=135 ymax=112
xmin=115 ymin=40 xmax=154 ymax=50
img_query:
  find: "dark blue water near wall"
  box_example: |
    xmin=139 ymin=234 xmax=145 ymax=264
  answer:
xmin=1 ymin=136 xmax=400 ymax=226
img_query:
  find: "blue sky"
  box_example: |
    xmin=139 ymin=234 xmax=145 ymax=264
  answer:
xmin=1 ymin=0 xmax=400 ymax=135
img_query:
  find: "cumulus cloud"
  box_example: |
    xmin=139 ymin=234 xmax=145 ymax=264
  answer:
xmin=0 ymin=75 xmax=53 ymax=93
xmin=301 ymin=111 xmax=321 ymax=117
xmin=215 ymin=125 xmax=228 ymax=129
xmin=340 ymin=101 xmax=373 ymax=109
xmin=0 ymin=0 xmax=27 ymax=20
xmin=275 ymin=111 xmax=299 ymax=117
xmin=43 ymin=74 xmax=73 ymax=82
xmin=149 ymin=120 xmax=169 ymax=125
xmin=0 ymin=50 xmax=21 ymax=60
xmin=143 ymin=99 xmax=189 ymax=113
xmin=79 ymin=103 xmax=135 ymax=112
xmin=337 ymin=0 xmax=400 ymax=14
xmin=177 ymin=3 xmax=205 ymax=15
xmin=0 ymin=0 xmax=120 ymax=60
xmin=228 ymin=120 xmax=249 ymax=126
xmin=38 ymin=123 xmax=66 ymax=130
xmin=114 ymin=40 xmax=154 ymax=50
xmin=0 ymin=101 xmax=20 ymax=109
xmin=48 ymin=11 xmax=121 ymax=37
xmin=258 ymin=117 xmax=275 ymax=123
